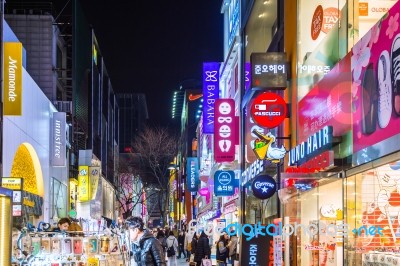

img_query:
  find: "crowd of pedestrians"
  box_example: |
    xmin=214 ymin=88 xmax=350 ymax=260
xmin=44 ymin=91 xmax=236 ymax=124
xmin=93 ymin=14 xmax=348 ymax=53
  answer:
xmin=126 ymin=216 xmax=238 ymax=266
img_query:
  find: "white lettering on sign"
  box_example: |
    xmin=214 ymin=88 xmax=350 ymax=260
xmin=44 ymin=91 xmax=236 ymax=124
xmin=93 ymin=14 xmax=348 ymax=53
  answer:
xmin=254 ymin=181 xmax=275 ymax=189
xmin=249 ymin=244 xmax=258 ymax=265
xmin=288 ymin=126 xmax=333 ymax=166
xmin=254 ymin=64 xmax=286 ymax=75
xmin=8 ymin=56 xmax=18 ymax=102
xmin=190 ymin=161 xmax=196 ymax=188
xmin=298 ymin=63 xmax=331 ymax=74
xmin=54 ymin=120 xmax=61 ymax=158
xmin=241 ymin=159 xmax=264 ymax=186
xmin=206 ymin=85 xmax=216 ymax=126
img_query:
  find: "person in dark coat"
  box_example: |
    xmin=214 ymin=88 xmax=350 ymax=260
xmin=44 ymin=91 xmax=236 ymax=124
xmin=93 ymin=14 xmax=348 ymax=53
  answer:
xmin=194 ymin=231 xmax=211 ymax=266
xmin=177 ymin=230 xmax=186 ymax=259
xmin=156 ymin=230 xmax=167 ymax=251
xmin=127 ymin=216 xmax=166 ymax=266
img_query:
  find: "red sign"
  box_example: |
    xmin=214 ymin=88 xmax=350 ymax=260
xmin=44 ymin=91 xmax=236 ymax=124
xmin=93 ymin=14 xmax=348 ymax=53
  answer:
xmin=214 ymin=99 xmax=236 ymax=162
xmin=250 ymin=92 xmax=287 ymax=128
xmin=311 ymin=5 xmax=323 ymax=40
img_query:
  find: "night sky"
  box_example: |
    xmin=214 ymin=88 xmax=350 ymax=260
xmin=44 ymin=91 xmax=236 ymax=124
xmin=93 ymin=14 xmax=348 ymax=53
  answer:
xmin=80 ymin=0 xmax=224 ymax=126
xmin=5 ymin=0 xmax=224 ymax=126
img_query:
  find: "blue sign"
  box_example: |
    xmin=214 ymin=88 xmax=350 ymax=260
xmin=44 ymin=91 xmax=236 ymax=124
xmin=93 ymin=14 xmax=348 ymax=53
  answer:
xmin=214 ymin=170 xmax=236 ymax=196
xmin=251 ymin=175 xmax=276 ymax=199
xmin=202 ymin=62 xmax=220 ymax=134
xmin=187 ymin=157 xmax=199 ymax=192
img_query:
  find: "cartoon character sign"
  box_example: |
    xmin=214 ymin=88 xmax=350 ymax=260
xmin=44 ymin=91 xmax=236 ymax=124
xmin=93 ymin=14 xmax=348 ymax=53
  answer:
xmin=251 ymin=129 xmax=286 ymax=163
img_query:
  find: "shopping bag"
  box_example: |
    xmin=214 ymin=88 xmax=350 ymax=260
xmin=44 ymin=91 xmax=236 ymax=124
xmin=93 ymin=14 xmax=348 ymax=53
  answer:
xmin=202 ymin=258 xmax=212 ymax=266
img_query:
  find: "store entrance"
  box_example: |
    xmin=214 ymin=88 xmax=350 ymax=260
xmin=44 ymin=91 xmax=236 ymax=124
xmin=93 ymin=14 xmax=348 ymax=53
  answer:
xmin=279 ymin=173 xmax=344 ymax=266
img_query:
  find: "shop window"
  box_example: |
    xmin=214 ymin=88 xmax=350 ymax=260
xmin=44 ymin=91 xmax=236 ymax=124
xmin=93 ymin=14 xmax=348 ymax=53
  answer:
xmin=51 ymin=178 xmax=68 ymax=221
xmin=345 ymin=161 xmax=400 ymax=265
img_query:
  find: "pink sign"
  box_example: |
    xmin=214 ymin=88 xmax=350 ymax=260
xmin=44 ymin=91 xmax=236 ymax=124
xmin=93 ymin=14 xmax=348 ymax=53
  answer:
xmin=298 ymin=53 xmax=352 ymax=143
xmin=198 ymin=188 xmax=210 ymax=204
xmin=352 ymin=2 xmax=400 ymax=155
xmin=214 ymin=99 xmax=236 ymax=162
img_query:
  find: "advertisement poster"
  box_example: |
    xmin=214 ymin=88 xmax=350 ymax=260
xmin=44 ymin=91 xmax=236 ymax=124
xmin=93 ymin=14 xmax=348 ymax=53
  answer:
xmin=351 ymin=0 xmax=400 ymax=163
xmin=298 ymin=53 xmax=352 ymax=143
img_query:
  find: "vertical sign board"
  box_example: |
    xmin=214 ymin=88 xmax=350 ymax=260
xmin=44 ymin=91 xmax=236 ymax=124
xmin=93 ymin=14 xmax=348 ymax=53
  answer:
xmin=89 ymin=166 xmax=100 ymax=200
xmin=3 ymin=42 xmax=23 ymax=116
xmin=78 ymin=166 xmax=90 ymax=201
xmin=214 ymin=99 xmax=236 ymax=162
xmin=202 ymin=62 xmax=220 ymax=134
xmin=1 ymin=177 xmax=23 ymax=216
xmin=241 ymin=231 xmax=274 ymax=266
xmin=51 ymin=112 xmax=67 ymax=167
xmin=251 ymin=52 xmax=287 ymax=89
xmin=186 ymin=157 xmax=199 ymax=192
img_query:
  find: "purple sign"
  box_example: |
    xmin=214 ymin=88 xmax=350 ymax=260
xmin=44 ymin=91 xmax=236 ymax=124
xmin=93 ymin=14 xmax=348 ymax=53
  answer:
xmin=214 ymin=99 xmax=236 ymax=162
xmin=202 ymin=62 xmax=220 ymax=134
xmin=245 ymin=62 xmax=251 ymax=90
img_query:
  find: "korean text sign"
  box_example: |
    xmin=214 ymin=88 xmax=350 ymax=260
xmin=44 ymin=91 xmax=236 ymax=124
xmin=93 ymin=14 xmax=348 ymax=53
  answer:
xmin=214 ymin=99 xmax=236 ymax=162
xmin=251 ymin=52 xmax=287 ymax=89
xmin=214 ymin=170 xmax=236 ymax=196
xmin=202 ymin=62 xmax=220 ymax=134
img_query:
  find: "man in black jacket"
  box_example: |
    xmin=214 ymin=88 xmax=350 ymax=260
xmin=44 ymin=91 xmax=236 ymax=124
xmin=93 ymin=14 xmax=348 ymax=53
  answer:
xmin=127 ymin=216 xmax=166 ymax=266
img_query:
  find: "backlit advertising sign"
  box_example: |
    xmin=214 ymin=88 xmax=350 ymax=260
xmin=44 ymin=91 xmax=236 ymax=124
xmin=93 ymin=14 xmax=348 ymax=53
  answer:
xmin=298 ymin=53 xmax=352 ymax=143
xmin=214 ymin=99 xmax=236 ymax=162
xmin=3 ymin=42 xmax=23 ymax=116
xmin=51 ymin=112 xmax=67 ymax=167
xmin=250 ymin=53 xmax=287 ymax=89
xmin=250 ymin=92 xmax=287 ymax=128
xmin=351 ymin=1 xmax=400 ymax=164
xmin=202 ymin=62 xmax=220 ymax=134
xmin=187 ymin=157 xmax=199 ymax=192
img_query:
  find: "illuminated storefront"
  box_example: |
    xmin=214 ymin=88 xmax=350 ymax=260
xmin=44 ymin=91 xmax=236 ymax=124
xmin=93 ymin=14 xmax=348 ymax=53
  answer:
xmin=281 ymin=1 xmax=400 ymax=265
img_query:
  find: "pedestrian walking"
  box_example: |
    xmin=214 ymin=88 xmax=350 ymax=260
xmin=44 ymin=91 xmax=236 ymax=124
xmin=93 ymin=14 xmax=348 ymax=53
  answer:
xmin=193 ymin=231 xmax=211 ymax=266
xmin=227 ymin=231 xmax=238 ymax=264
xmin=184 ymin=230 xmax=194 ymax=262
xmin=177 ymin=230 xmax=186 ymax=259
xmin=127 ymin=216 xmax=166 ymax=266
xmin=165 ymin=231 xmax=178 ymax=266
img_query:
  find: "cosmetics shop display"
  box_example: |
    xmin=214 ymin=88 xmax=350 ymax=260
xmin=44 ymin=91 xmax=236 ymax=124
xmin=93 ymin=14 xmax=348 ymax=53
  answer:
xmin=12 ymin=230 xmax=130 ymax=266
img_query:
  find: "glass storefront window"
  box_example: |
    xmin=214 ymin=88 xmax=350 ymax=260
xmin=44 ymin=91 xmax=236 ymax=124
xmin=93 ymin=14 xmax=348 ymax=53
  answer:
xmin=244 ymin=0 xmax=278 ymax=61
xmin=51 ymin=178 xmax=68 ymax=220
xmin=297 ymin=0 xmax=398 ymax=100
xmin=282 ymin=177 xmax=344 ymax=265
xmin=345 ymin=161 xmax=400 ymax=265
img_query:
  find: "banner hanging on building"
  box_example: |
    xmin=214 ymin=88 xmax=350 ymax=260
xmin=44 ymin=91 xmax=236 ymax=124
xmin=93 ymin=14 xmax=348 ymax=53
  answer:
xmin=78 ymin=166 xmax=90 ymax=201
xmin=89 ymin=166 xmax=100 ymax=200
xmin=51 ymin=112 xmax=67 ymax=167
xmin=214 ymin=99 xmax=236 ymax=162
xmin=186 ymin=157 xmax=199 ymax=192
xmin=202 ymin=62 xmax=220 ymax=134
xmin=3 ymin=42 xmax=23 ymax=116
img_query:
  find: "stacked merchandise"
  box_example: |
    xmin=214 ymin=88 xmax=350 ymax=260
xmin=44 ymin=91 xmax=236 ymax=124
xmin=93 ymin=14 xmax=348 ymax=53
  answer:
xmin=11 ymin=226 xmax=130 ymax=265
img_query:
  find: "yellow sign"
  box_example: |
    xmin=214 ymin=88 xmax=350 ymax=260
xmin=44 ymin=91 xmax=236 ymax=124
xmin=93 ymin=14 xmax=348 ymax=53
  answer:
xmin=78 ymin=166 xmax=90 ymax=201
xmin=89 ymin=166 xmax=100 ymax=200
xmin=22 ymin=198 xmax=35 ymax=207
xmin=3 ymin=42 xmax=22 ymax=116
xmin=1 ymin=178 xmax=22 ymax=190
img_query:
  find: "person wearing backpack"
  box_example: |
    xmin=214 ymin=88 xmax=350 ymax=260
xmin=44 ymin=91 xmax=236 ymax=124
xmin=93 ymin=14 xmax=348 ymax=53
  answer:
xmin=184 ymin=230 xmax=194 ymax=262
xmin=165 ymin=231 xmax=178 ymax=266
